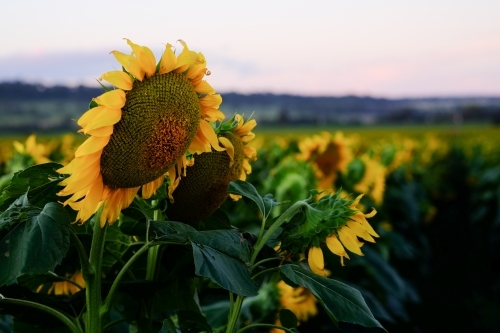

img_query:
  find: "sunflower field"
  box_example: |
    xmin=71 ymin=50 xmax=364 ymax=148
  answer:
xmin=1 ymin=39 xmax=500 ymax=333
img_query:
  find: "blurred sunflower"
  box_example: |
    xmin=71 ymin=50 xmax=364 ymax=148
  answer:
xmin=166 ymin=114 xmax=257 ymax=224
xmin=308 ymin=194 xmax=378 ymax=275
xmin=298 ymin=132 xmax=351 ymax=190
xmin=12 ymin=134 xmax=51 ymax=165
xmin=270 ymin=280 xmax=318 ymax=333
xmin=352 ymin=155 xmax=386 ymax=205
xmin=57 ymin=39 xmax=225 ymax=226
xmin=37 ymin=271 xmax=85 ymax=296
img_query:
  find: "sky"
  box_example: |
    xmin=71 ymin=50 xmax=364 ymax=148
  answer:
xmin=1 ymin=0 xmax=499 ymax=97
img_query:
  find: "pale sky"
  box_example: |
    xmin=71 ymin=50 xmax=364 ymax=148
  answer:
xmin=1 ymin=0 xmax=499 ymax=97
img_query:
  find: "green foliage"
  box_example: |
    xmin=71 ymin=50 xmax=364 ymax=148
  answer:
xmin=280 ymin=265 xmax=385 ymax=331
xmin=0 ymin=199 xmax=70 ymax=286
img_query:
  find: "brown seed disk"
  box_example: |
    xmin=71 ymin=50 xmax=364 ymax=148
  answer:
xmin=100 ymin=72 xmax=201 ymax=188
xmin=166 ymin=132 xmax=245 ymax=224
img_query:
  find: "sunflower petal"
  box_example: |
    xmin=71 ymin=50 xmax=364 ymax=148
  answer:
xmin=84 ymin=109 xmax=122 ymax=133
xmin=93 ymin=90 xmax=126 ymax=109
xmin=218 ymin=137 xmax=234 ymax=167
xmin=308 ymin=247 xmax=325 ymax=276
xmin=75 ymin=136 xmax=110 ymax=157
xmin=100 ymin=71 xmax=133 ymax=90
xmin=194 ymin=80 xmax=215 ymax=95
xmin=199 ymin=120 xmax=225 ymax=152
xmin=111 ymin=50 xmax=145 ymax=81
xmin=159 ymin=43 xmax=177 ymax=74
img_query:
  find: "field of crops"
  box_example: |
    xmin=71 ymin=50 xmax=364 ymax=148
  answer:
xmin=1 ymin=124 xmax=500 ymax=333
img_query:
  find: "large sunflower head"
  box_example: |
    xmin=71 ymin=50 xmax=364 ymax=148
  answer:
xmin=166 ymin=114 xmax=257 ymax=224
xmin=57 ymin=39 xmax=225 ymax=226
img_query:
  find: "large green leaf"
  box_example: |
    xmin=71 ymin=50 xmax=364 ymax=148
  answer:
xmin=0 ymin=202 xmax=70 ymax=286
xmin=0 ymin=163 xmax=66 ymax=210
xmin=228 ymin=180 xmax=278 ymax=220
xmin=191 ymin=235 xmax=258 ymax=296
xmin=280 ymin=264 xmax=385 ymax=331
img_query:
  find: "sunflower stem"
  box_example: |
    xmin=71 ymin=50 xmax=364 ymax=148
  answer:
xmin=225 ymin=295 xmax=244 ymax=333
xmin=0 ymin=297 xmax=82 ymax=333
xmin=85 ymin=207 xmax=107 ymax=333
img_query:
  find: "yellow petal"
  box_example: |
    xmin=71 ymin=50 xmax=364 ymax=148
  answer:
xmin=13 ymin=141 xmax=24 ymax=153
xmin=346 ymin=221 xmax=375 ymax=243
xmin=199 ymin=94 xmax=222 ymax=109
xmin=350 ymin=194 xmax=364 ymax=208
xmin=111 ymin=50 xmax=145 ymax=81
xmin=84 ymin=109 xmax=121 ymax=133
xmin=194 ymin=80 xmax=215 ymax=95
xmin=86 ymin=126 xmax=114 ymax=137
xmin=351 ymin=212 xmax=380 ymax=237
xmin=57 ymin=151 xmax=101 ymax=175
xmin=93 ymin=90 xmax=126 ymax=109
xmin=142 ymin=176 xmax=164 ymax=199
xmin=199 ymin=120 xmax=225 ymax=152
xmin=158 ymin=43 xmax=177 ymax=74
xmin=218 ymin=137 xmax=234 ymax=167
xmin=75 ymin=136 xmax=110 ymax=158
xmin=308 ymin=247 xmax=325 ymax=276
xmin=57 ymin=164 xmax=100 ymax=196
xmin=243 ymin=146 xmax=257 ymax=160
xmin=100 ymin=71 xmax=133 ymax=90
xmin=78 ymin=175 xmax=104 ymax=222
xmin=78 ymin=106 xmax=106 ymax=128
xmin=338 ymin=227 xmax=364 ymax=256
xmin=188 ymin=128 xmax=210 ymax=154
xmin=325 ymin=235 xmax=349 ymax=260
xmin=241 ymin=132 xmax=256 ymax=143
xmin=201 ymin=109 xmax=225 ymax=122
xmin=175 ymin=40 xmax=198 ymax=71
xmin=364 ymin=208 xmax=377 ymax=218
xmin=124 ymin=39 xmax=156 ymax=76
xmin=236 ymin=119 xmax=257 ymax=136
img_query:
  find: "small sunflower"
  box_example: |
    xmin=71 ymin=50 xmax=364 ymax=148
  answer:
xmin=37 ymin=271 xmax=85 ymax=296
xmin=297 ymin=132 xmax=352 ymax=190
xmin=166 ymin=114 xmax=257 ymax=224
xmin=12 ymin=134 xmax=51 ymax=165
xmin=352 ymin=155 xmax=386 ymax=205
xmin=308 ymin=194 xmax=378 ymax=275
xmin=270 ymin=280 xmax=318 ymax=333
xmin=57 ymin=39 xmax=225 ymax=226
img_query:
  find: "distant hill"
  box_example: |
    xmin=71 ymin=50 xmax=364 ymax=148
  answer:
xmin=1 ymin=81 xmax=500 ymax=132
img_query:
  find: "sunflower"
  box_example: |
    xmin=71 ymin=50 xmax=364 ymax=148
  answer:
xmin=12 ymin=134 xmax=51 ymax=165
xmin=308 ymin=194 xmax=378 ymax=275
xmin=297 ymin=132 xmax=352 ymax=191
xmin=37 ymin=271 xmax=85 ymax=296
xmin=270 ymin=280 xmax=318 ymax=333
xmin=57 ymin=39 xmax=225 ymax=226
xmin=352 ymin=155 xmax=386 ymax=205
xmin=166 ymin=114 xmax=257 ymax=224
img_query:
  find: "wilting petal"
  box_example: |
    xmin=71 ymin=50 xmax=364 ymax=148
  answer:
xmin=351 ymin=212 xmax=379 ymax=237
xmin=346 ymin=221 xmax=375 ymax=242
xmin=199 ymin=120 xmax=225 ymax=152
xmin=111 ymin=50 xmax=145 ymax=81
xmin=338 ymin=227 xmax=364 ymax=256
xmin=218 ymin=137 xmax=234 ymax=167
xmin=100 ymin=71 xmax=133 ymax=90
xmin=326 ymin=235 xmax=349 ymax=266
xmin=94 ymin=90 xmax=126 ymax=109
xmin=159 ymin=43 xmax=177 ymax=74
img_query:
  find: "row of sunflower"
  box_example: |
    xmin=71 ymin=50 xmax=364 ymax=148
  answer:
xmin=1 ymin=39 xmax=500 ymax=332
xmin=0 ymin=40 xmax=387 ymax=333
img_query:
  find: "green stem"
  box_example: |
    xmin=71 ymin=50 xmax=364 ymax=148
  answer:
xmin=102 ymin=243 xmax=152 ymax=314
xmin=251 ymin=257 xmax=282 ymax=271
xmin=251 ymin=267 xmax=279 ymax=280
xmin=85 ymin=207 xmax=107 ymax=333
xmin=0 ymin=297 xmax=82 ymax=333
xmin=225 ymin=295 xmax=244 ymax=333
xmin=250 ymin=201 xmax=307 ymax=265
xmin=235 ymin=323 xmax=294 ymax=333
xmin=226 ymin=201 xmax=306 ymax=333
xmin=145 ymin=245 xmax=160 ymax=281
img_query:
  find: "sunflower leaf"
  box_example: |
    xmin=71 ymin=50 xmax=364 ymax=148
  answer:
xmin=0 ymin=163 xmax=66 ymax=211
xmin=279 ymin=309 xmax=298 ymax=328
xmin=0 ymin=202 xmax=71 ymax=287
xmin=228 ymin=180 xmax=278 ymax=220
xmin=280 ymin=264 xmax=386 ymax=331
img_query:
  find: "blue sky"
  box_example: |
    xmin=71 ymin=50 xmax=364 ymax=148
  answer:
xmin=1 ymin=0 xmax=499 ymax=97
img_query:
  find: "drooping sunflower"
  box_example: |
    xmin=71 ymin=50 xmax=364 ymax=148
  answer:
xmin=57 ymin=39 xmax=225 ymax=226
xmin=297 ymin=132 xmax=352 ymax=191
xmin=308 ymin=194 xmax=378 ymax=275
xmin=166 ymin=114 xmax=257 ymax=224
xmin=270 ymin=280 xmax=318 ymax=333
